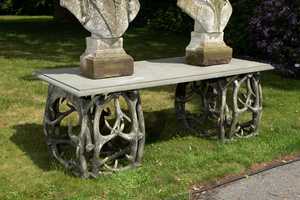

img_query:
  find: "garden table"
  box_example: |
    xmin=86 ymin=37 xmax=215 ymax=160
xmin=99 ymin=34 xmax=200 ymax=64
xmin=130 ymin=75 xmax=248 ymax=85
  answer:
xmin=33 ymin=57 xmax=273 ymax=178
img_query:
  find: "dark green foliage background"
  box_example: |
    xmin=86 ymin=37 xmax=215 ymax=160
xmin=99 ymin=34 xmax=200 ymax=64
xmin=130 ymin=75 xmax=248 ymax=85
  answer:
xmin=0 ymin=0 xmax=52 ymax=15
xmin=1 ymin=0 xmax=299 ymax=65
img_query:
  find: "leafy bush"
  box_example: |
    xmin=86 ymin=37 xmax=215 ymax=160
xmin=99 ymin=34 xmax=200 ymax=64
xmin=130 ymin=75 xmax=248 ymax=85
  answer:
xmin=133 ymin=1 xmax=193 ymax=34
xmin=248 ymin=0 xmax=300 ymax=65
xmin=145 ymin=5 xmax=193 ymax=34
xmin=224 ymin=0 xmax=263 ymax=57
xmin=0 ymin=0 xmax=52 ymax=15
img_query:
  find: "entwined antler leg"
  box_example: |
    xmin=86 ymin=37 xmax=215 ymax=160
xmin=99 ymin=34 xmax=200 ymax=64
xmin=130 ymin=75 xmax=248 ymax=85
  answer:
xmin=175 ymin=81 xmax=209 ymax=136
xmin=175 ymin=80 xmax=225 ymax=139
xmin=43 ymin=86 xmax=145 ymax=179
xmin=44 ymin=85 xmax=77 ymax=169
xmin=90 ymin=90 xmax=145 ymax=178
xmin=228 ymin=74 xmax=249 ymax=139
xmin=210 ymin=76 xmax=237 ymax=142
xmin=250 ymin=73 xmax=263 ymax=137
xmin=230 ymin=73 xmax=262 ymax=139
xmin=44 ymin=85 xmax=100 ymax=178
xmin=174 ymin=73 xmax=262 ymax=142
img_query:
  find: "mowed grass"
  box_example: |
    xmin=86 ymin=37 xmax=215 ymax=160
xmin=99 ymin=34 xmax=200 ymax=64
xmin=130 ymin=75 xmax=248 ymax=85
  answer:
xmin=0 ymin=16 xmax=299 ymax=199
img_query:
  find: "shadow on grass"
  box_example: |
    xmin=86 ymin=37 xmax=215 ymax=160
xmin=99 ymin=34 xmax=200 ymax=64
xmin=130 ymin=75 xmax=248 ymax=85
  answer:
xmin=261 ymin=70 xmax=300 ymax=91
xmin=144 ymin=108 xmax=181 ymax=144
xmin=0 ymin=17 xmax=188 ymax=65
xmin=10 ymin=123 xmax=54 ymax=172
xmin=10 ymin=108 xmax=184 ymax=173
xmin=0 ymin=17 xmax=88 ymax=63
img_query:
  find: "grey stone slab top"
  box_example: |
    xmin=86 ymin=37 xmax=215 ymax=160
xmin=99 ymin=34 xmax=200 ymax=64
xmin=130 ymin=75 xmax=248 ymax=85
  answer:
xmin=32 ymin=57 xmax=273 ymax=97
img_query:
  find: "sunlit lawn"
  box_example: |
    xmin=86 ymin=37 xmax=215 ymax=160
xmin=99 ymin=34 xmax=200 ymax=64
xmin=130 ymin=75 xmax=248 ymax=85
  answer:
xmin=0 ymin=16 xmax=299 ymax=199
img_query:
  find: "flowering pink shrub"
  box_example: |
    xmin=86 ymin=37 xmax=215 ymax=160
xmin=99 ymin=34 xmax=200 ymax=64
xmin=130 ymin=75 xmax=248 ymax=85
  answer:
xmin=248 ymin=0 xmax=299 ymax=65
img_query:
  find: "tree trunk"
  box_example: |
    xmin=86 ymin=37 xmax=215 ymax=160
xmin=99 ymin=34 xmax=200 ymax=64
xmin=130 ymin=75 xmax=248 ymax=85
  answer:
xmin=52 ymin=0 xmax=77 ymax=23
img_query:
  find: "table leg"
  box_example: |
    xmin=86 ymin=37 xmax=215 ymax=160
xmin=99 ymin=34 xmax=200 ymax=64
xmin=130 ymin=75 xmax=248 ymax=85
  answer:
xmin=175 ymin=72 xmax=262 ymax=142
xmin=43 ymin=85 xmax=145 ymax=178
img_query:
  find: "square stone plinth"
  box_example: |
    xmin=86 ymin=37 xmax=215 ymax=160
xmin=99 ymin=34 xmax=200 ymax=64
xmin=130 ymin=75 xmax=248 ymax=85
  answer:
xmin=186 ymin=46 xmax=232 ymax=66
xmin=80 ymin=36 xmax=134 ymax=79
xmin=80 ymin=53 xmax=134 ymax=79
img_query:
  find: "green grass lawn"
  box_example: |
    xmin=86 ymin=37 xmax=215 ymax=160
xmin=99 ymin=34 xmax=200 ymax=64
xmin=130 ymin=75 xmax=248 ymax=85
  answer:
xmin=0 ymin=16 xmax=299 ymax=200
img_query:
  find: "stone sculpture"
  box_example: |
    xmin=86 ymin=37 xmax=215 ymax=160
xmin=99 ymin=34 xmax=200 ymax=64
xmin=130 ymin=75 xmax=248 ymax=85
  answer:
xmin=177 ymin=0 xmax=233 ymax=66
xmin=60 ymin=0 xmax=140 ymax=79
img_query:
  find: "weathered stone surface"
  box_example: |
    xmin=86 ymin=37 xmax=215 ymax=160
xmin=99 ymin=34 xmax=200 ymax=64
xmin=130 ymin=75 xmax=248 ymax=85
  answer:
xmin=33 ymin=57 xmax=274 ymax=97
xmin=60 ymin=0 xmax=140 ymax=79
xmin=185 ymin=31 xmax=232 ymax=66
xmin=60 ymin=0 xmax=140 ymax=38
xmin=177 ymin=0 xmax=232 ymax=33
xmin=80 ymin=36 xmax=133 ymax=79
xmin=177 ymin=0 xmax=233 ymax=66
xmin=186 ymin=46 xmax=232 ymax=66
xmin=81 ymin=54 xmax=133 ymax=79
xmin=186 ymin=30 xmax=226 ymax=49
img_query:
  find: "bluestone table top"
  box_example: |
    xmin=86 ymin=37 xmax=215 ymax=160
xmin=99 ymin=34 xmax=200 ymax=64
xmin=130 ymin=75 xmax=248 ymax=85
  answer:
xmin=32 ymin=57 xmax=273 ymax=97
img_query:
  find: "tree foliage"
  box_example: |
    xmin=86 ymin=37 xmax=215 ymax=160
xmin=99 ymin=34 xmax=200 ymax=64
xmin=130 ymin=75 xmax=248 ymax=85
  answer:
xmin=224 ymin=0 xmax=263 ymax=57
xmin=0 ymin=0 xmax=52 ymax=15
xmin=134 ymin=1 xmax=193 ymax=34
xmin=1 ymin=0 xmax=298 ymax=66
xmin=248 ymin=0 xmax=300 ymax=65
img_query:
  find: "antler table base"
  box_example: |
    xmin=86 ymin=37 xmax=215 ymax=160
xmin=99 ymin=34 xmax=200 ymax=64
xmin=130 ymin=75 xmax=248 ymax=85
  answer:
xmin=43 ymin=85 xmax=145 ymax=179
xmin=33 ymin=57 xmax=273 ymax=178
xmin=175 ymin=72 xmax=262 ymax=142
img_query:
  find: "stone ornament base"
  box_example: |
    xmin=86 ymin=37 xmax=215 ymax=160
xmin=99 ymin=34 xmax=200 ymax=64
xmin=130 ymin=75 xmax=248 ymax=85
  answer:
xmin=80 ymin=36 xmax=134 ymax=79
xmin=81 ymin=52 xmax=134 ymax=79
xmin=185 ymin=31 xmax=232 ymax=66
xmin=186 ymin=46 xmax=232 ymax=66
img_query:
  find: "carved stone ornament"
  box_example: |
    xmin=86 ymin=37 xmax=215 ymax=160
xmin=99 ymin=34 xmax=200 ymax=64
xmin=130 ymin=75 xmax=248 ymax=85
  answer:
xmin=177 ymin=0 xmax=232 ymax=33
xmin=177 ymin=0 xmax=233 ymax=66
xmin=60 ymin=0 xmax=140 ymax=79
xmin=60 ymin=0 xmax=140 ymax=38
